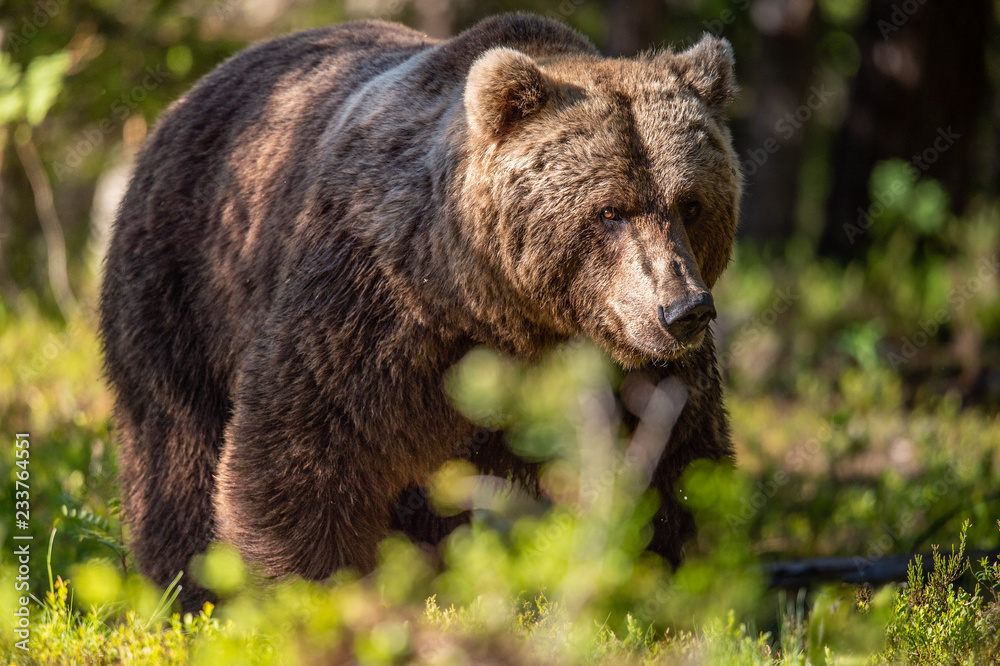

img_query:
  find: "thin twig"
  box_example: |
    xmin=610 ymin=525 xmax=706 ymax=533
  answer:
xmin=0 ymin=126 xmax=21 ymax=301
xmin=14 ymin=126 xmax=78 ymax=320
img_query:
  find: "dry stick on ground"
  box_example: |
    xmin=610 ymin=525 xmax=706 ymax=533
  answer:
xmin=765 ymin=549 xmax=1000 ymax=589
xmin=15 ymin=127 xmax=78 ymax=321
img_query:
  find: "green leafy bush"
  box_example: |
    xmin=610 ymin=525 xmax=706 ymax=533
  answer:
xmin=881 ymin=522 xmax=1000 ymax=665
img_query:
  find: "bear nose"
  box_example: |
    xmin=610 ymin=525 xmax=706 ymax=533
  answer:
xmin=657 ymin=292 xmax=717 ymax=342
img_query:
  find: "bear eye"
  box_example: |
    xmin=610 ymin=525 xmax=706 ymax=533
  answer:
xmin=599 ymin=206 xmax=623 ymax=223
xmin=682 ymin=200 xmax=702 ymax=224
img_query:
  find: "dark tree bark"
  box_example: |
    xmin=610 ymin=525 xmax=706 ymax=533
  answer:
xmin=820 ymin=0 xmax=991 ymax=258
xmin=738 ymin=0 xmax=817 ymax=241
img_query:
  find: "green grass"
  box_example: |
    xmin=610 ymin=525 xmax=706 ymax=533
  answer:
xmin=3 ymin=495 xmax=1000 ymax=664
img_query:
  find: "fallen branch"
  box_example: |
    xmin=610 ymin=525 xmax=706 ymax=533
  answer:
xmin=764 ymin=548 xmax=999 ymax=589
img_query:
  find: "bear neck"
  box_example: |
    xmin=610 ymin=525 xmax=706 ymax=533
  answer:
xmin=339 ymin=111 xmax=573 ymax=363
xmin=312 ymin=24 xmax=596 ymax=363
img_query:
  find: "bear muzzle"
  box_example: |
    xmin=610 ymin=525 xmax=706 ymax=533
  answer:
xmin=657 ymin=291 xmax=716 ymax=344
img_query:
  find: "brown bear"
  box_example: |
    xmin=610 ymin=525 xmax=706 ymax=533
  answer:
xmin=99 ymin=13 xmax=740 ymax=610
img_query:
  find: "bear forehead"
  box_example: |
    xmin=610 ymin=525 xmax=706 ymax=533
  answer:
xmin=626 ymin=92 xmax=734 ymax=164
xmin=542 ymin=54 xmax=701 ymax=103
xmin=520 ymin=93 xmax=733 ymax=195
xmin=537 ymin=57 xmax=732 ymax=157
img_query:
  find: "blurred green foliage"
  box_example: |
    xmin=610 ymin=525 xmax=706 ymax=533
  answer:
xmin=717 ymin=196 xmax=999 ymax=402
xmin=2 ymin=336 xmax=999 ymax=663
xmin=0 ymin=51 xmax=70 ymax=127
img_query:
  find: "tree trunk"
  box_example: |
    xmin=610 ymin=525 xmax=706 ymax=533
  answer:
xmin=738 ymin=0 xmax=817 ymax=241
xmin=819 ymin=0 xmax=991 ymax=258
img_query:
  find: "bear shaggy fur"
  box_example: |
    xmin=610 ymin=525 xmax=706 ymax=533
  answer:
xmin=99 ymin=14 xmax=741 ymax=609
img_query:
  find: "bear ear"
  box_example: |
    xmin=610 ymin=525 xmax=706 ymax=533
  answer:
xmin=464 ymin=47 xmax=550 ymax=141
xmin=672 ymin=34 xmax=738 ymax=112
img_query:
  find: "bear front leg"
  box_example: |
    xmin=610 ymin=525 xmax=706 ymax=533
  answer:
xmin=213 ymin=349 xmax=402 ymax=580
xmin=626 ymin=331 xmax=733 ymax=567
xmin=214 ymin=408 xmax=397 ymax=579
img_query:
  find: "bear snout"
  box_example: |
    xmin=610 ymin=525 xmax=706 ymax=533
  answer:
xmin=657 ymin=292 xmax=716 ymax=343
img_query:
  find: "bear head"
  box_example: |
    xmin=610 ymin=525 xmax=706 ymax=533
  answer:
xmin=460 ymin=35 xmax=741 ymax=368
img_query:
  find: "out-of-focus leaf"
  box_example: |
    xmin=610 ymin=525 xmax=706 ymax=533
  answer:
xmin=0 ymin=52 xmax=25 ymax=126
xmin=21 ymin=51 xmax=71 ymax=126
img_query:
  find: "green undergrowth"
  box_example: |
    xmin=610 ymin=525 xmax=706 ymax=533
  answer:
xmin=2 ymin=337 xmax=999 ymax=664
xmin=3 ymin=483 xmax=1000 ymax=664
